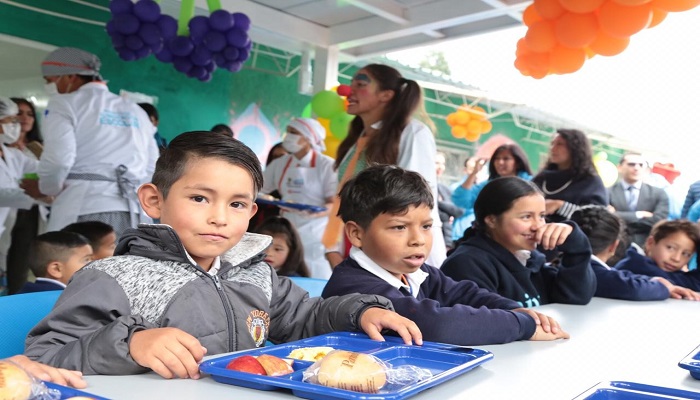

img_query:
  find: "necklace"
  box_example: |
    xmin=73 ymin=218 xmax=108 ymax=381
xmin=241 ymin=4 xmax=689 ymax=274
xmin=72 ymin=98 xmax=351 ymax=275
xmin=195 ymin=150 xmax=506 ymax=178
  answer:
xmin=541 ymin=179 xmax=573 ymax=195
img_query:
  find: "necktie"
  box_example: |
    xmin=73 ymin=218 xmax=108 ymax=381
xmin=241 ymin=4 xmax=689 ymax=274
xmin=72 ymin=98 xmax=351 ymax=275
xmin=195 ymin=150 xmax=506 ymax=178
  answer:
xmin=627 ymin=186 xmax=638 ymax=211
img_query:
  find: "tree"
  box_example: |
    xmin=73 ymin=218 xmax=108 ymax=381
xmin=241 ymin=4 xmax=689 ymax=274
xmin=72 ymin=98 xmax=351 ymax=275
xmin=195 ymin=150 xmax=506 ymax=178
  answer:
xmin=418 ymin=51 xmax=451 ymax=76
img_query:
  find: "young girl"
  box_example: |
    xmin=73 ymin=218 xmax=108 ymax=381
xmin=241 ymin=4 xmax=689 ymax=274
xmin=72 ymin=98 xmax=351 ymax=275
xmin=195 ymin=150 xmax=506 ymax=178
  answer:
xmin=255 ymin=216 xmax=310 ymax=277
xmin=615 ymin=219 xmax=700 ymax=292
xmin=571 ymin=206 xmax=699 ymax=301
xmin=441 ymin=176 xmax=596 ymax=306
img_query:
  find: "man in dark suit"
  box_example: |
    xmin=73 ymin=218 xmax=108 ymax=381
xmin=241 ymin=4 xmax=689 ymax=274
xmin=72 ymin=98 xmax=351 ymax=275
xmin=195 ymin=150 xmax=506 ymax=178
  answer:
xmin=608 ymin=153 xmax=669 ymax=247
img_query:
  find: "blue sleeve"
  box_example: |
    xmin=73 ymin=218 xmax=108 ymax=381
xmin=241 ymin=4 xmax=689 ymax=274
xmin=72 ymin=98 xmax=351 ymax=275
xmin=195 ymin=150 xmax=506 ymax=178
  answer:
xmin=592 ymin=264 xmax=669 ymax=301
xmin=687 ymin=199 xmax=700 ymax=222
xmin=451 ymin=180 xmax=486 ymax=210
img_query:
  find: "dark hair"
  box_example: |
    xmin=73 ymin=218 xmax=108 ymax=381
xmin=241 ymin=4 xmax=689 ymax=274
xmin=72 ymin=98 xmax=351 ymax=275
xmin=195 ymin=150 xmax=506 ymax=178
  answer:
xmin=152 ymin=131 xmax=263 ymax=198
xmin=619 ymin=152 xmax=647 ymax=167
xmin=10 ymin=97 xmax=42 ymax=143
xmin=648 ymin=219 xmax=700 ymax=253
xmin=571 ymin=206 xmax=625 ymax=255
xmin=138 ymin=103 xmax=159 ymax=123
xmin=211 ymin=124 xmax=234 ymax=136
xmin=266 ymin=142 xmax=288 ymax=166
xmin=62 ymin=220 xmax=115 ymax=251
xmin=338 ymin=164 xmax=434 ymax=229
xmin=465 ymin=176 xmax=542 ymax=239
xmin=539 ymin=129 xmax=598 ymax=181
xmin=28 ymin=231 xmax=91 ymax=278
xmin=488 ymin=143 xmax=532 ymax=180
xmin=334 ymin=64 xmax=424 ymax=169
xmin=254 ymin=216 xmax=310 ymax=277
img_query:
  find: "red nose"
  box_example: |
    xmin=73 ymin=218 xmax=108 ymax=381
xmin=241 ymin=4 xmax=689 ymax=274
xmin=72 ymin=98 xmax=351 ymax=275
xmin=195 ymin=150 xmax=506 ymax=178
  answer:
xmin=337 ymin=84 xmax=351 ymax=97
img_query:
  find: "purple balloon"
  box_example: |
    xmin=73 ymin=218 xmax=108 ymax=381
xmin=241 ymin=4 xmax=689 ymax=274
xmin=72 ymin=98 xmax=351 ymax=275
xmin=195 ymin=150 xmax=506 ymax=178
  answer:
xmin=203 ymin=31 xmax=226 ymax=52
xmin=133 ymin=0 xmax=161 ymax=23
xmin=125 ymin=35 xmax=145 ymax=51
xmin=149 ymin=40 xmax=164 ymax=54
xmin=232 ymin=13 xmax=251 ymax=31
xmin=168 ymin=36 xmax=194 ymax=57
xmin=212 ymin=53 xmax=226 ymax=67
xmin=188 ymin=15 xmax=210 ymax=44
xmin=244 ymin=40 xmax=252 ymax=51
xmin=173 ymin=57 xmax=193 ymax=73
xmin=118 ymin=48 xmax=137 ymax=61
xmin=225 ymin=61 xmax=243 ymax=72
xmin=223 ymin=46 xmax=239 ymax=61
xmin=191 ymin=45 xmax=212 ymax=67
xmin=237 ymin=48 xmax=250 ymax=62
xmin=226 ymin=29 xmax=248 ymax=48
xmin=106 ymin=20 xmax=117 ymax=35
xmin=190 ymin=66 xmax=207 ymax=79
xmin=209 ymin=10 xmax=234 ymax=32
xmin=109 ymin=0 xmax=133 ymax=15
xmin=111 ymin=33 xmax=126 ymax=48
xmin=155 ymin=48 xmax=173 ymax=63
xmin=157 ymin=15 xmax=178 ymax=39
xmin=138 ymin=23 xmax=161 ymax=45
xmin=204 ymin=62 xmax=216 ymax=73
xmin=199 ymin=73 xmax=213 ymax=82
xmin=114 ymin=14 xmax=140 ymax=35
xmin=135 ymin=46 xmax=151 ymax=59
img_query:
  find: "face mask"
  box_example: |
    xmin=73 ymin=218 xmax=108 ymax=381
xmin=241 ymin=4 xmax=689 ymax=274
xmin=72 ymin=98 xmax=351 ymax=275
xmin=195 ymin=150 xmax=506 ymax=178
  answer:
xmin=281 ymin=133 xmax=304 ymax=153
xmin=0 ymin=122 xmax=21 ymax=144
xmin=44 ymin=82 xmax=59 ymax=96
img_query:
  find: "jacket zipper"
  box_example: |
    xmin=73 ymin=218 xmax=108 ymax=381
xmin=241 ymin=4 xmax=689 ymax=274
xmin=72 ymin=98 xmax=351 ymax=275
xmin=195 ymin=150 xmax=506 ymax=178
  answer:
xmin=212 ymin=274 xmax=236 ymax=351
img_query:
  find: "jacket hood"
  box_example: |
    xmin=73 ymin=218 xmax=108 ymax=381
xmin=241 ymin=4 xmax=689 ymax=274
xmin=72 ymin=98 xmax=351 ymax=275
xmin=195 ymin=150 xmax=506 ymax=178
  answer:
xmin=463 ymin=230 xmax=546 ymax=273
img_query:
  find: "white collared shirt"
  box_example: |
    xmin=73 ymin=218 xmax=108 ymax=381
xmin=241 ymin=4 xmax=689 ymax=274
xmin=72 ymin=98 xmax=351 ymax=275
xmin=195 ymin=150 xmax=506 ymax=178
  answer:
xmin=514 ymin=250 xmax=532 ymax=266
xmin=349 ymin=246 xmax=429 ymax=298
xmin=35 ymin=277 xmax=67 ymax=288
xmin=184 ymin=250 xmax=222 ymax=276
xmin=591 ymin=254 xmax=611 ymax=270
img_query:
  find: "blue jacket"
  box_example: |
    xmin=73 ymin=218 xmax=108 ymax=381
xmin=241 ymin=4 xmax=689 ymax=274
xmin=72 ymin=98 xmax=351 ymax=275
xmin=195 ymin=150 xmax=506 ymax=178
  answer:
xmin=591 ymin=258 xmax=669 ymax=301
xmin=442 ymin=221 xmax=595 ymax=306
xmin=322 ymin=258 xmax=536 ymax=346
xmin=681 ymin=180 xmax=700 ymax=218
xmin=614 ymin=247 xmax=700 ymax=291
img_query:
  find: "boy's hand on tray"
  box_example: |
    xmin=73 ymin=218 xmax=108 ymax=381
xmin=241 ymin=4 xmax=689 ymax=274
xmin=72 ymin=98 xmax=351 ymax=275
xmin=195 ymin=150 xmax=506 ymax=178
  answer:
xmin=359 ymin=308 xmax=423 ymax=346
xmin=130 ymin=328 xmax=208 ymax=379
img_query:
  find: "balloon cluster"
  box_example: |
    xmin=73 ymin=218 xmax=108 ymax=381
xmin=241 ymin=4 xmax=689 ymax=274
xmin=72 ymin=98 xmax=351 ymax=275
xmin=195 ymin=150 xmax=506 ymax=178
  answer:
xmin=106 ymin=0 xmax=252 ymax=82
xmin=310 ymin=85 xmax=354 ymax=141
xmin=446 ymin=105 xmax=493 ymax=142
xmin=516 ymin=0 xmax=700 ymax=78
xmin=593 ymin=152 xmax=618 ymax=187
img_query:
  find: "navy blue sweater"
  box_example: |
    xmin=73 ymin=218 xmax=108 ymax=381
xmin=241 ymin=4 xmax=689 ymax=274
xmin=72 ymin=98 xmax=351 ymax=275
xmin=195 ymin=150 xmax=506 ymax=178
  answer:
xmin=322 ymin=258 xmax=536 ymax=346
xmin=591 ymin=258 xmax=669 ymax=301
xmin=441 ymin=222 xmax=595 ymax=306
xmin=532 ymin=169 xmax=608 ymax=223
xmin=614 ymin=248 xmax=700 ymax=291
xmin=17 ymin=279 xmax=64 ymax=294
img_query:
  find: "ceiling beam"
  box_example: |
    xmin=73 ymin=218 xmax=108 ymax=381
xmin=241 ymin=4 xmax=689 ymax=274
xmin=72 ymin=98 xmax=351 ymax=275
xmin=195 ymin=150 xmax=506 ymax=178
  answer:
xmin=345 ymin=0 xmax=408 ymax=24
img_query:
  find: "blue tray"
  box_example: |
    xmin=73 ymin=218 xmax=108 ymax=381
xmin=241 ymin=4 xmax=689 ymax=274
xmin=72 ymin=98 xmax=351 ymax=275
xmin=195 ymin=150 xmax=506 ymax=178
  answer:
xmin=679 ymin=344 xmax=700 ymax=380
xmin=199 ymin=332 xmax=493 ymax=400
xmin=44 ymin=381 xmax=110 ymax=399
xmin=256 ymin=197 xmax=327 ymax=213
xmin=573 ymin=381 xmax=700 ymax=399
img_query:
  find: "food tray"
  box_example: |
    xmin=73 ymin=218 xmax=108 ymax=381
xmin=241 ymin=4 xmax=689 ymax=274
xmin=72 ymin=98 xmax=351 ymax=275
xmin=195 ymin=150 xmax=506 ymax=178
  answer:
xmin=199 ymin=332 xmax=493 ymax=400
xmin=679 ymin=344 xmax=700 ymax=380
xmin=573 ymin=381 xmax=700 ymax=399
xmin=256 ymin=197 xmax=327 ymax=213
xmin=44 ymin=381 xmax=111 ymax=399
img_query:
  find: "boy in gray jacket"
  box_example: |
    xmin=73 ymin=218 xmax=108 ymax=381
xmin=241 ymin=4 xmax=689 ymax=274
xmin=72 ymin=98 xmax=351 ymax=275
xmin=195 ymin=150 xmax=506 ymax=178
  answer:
xmin=25 ymin=131 xmax=421 ymax=379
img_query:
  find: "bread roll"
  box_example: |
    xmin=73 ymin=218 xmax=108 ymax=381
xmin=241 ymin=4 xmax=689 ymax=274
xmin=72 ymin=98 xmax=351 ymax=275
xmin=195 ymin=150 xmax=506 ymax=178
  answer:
xmin=316 ymin=351 xmax=386 ymax=393
xmin=0 ymin=361 xmax=32 ymax=400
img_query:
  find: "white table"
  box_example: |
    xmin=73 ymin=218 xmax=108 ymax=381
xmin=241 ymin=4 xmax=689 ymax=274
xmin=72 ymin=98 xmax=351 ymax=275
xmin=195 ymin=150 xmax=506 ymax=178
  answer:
xmin=83 ymin=298 xmax=700 ymax=399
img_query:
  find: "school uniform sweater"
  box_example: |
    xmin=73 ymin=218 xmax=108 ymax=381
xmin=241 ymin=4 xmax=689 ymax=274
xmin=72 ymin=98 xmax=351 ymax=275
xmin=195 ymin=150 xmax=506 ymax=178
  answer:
xmin=614 ymin=247 xmax=700 ymax=291
xmin=441 ymin=222 xmax=595 ymax=306
xmin=591 ymin=256 xmax=669 ymax=301
xmin=532 ymin=169 xmax=608 ymax=222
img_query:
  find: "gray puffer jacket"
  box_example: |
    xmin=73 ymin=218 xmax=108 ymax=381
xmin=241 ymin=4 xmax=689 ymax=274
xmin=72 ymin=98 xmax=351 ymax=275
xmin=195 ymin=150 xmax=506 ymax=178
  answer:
xmin=24 ymin=224 xmax=392 ymax=375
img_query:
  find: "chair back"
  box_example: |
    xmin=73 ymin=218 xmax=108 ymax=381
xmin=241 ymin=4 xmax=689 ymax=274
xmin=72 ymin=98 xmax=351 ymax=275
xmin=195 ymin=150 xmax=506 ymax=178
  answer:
xmin=0 ymin=291 xmax=62 ymax=358
xmin=288 ymin=277 xmax=328 ymax=298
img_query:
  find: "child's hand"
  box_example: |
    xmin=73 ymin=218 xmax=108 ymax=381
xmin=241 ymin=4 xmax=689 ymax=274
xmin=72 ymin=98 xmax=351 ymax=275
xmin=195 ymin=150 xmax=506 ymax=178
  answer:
xmin=512 ymin=308 xmax=562 ymax=334
xmin=359 ymin=308 xmax=423 ymax=346
xmin=651 ymin=277 xmax=700 ymax=300
xmin=129 ymin=328 xmax=207 ymax=379
xmin=529 ymin=324 xmax=570 ymax=341
xmin=5 ymin=355 xmax=87 ymax=389
xmin=536 ymin=223 xmax=573 ymax=250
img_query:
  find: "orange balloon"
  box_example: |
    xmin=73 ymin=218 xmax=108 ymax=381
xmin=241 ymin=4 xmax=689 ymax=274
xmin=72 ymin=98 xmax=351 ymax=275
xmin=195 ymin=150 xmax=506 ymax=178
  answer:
xmin=598 ymin=1 xmax=653 ymax=38
xmin=446 ymin=112 xmax=459 ymax=127
xmin=481 ymin=120 xmax=493 ymax=133
xmin=451 ymin=125 xmax=468 ymax=139
xmin=588 ymin=30 xmax=630 ymax=56
xmin=455 ymin=110 xmax=471 ymax=125
xmin=530 ymin=68 xmax=549 ymax=79
xmin=612 ymin=0 xmax=652 ymax=4
xmin=317 ymin=117 xmax=331 ymax=133
xmin=651 ymin=0 xmax=700 ymax=11
xmin=534 ymin=0 xmax=565 ymax=19
xmin=467 ymin=120 xmax=482 ymax=135
xmin=554 ymin=12 xmax=599 ymax=48
xmin=465 ymin=131 xmax=481 ymax=142
xmin=648 ymin=8 xmax=667 ymax=27
xmin=558 ymin=0 xmax=605 ymax=13
xmin=522 ymin=4 xmax=543 ymax=26
xmin=522 ymin=51 xmax=551 ymax=71
xmin=470 ymin=106 xmax=487 ymax=120
xmin=549 ymin=45 xmax=586 ymax=74
xmin=525 ymin=20 xmax=557 ymax=52
xmin=323 ymin=135 xmax=341 ymax=158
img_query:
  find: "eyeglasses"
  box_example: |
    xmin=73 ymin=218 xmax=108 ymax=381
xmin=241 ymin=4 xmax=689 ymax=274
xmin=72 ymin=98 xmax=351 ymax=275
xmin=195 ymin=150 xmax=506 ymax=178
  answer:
xmin=625 ymin=162 xmax=646 ymax=168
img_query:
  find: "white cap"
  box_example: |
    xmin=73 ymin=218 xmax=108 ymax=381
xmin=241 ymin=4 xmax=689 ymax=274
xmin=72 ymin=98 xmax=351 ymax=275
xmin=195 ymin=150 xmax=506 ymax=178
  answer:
xmin=288 ymin=118 xmax=326 ymax=152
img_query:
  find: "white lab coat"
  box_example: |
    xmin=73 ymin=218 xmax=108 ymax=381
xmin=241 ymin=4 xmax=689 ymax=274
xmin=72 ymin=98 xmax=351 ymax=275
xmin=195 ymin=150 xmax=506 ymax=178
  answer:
xmin=262 ymin=151 xmax=338 ymax=279
xmin=38 ymin=82 xmax=158 ymax=231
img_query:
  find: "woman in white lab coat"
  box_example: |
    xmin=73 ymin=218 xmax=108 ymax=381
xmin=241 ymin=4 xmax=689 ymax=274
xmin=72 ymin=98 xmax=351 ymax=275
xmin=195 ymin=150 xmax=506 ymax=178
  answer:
xmin=261 ymin=118 xmax=338 ymax=279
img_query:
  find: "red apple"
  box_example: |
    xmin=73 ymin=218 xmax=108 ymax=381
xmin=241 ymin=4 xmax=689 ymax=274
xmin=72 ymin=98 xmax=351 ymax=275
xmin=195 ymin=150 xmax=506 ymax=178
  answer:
xmin=225 ymin=355 xmax=266 ymax=375
xmin=257 ymin=354 xmax=294 ymax=376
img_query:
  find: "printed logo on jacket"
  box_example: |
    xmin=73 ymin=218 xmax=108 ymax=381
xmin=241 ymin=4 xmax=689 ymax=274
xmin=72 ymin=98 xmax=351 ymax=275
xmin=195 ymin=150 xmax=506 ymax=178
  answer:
xmin=246 ymin=309 xmax=270 ymax=347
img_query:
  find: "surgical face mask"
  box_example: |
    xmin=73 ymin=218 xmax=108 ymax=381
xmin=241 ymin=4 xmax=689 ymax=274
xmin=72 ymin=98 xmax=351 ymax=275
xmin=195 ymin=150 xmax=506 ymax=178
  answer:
xmin=44 ymin=81 xmax=59 ymax=96
xmin=0 ymin=122 xmax=21 ymax=144
xmin=281 ymin=133 xmax=304 ymax=153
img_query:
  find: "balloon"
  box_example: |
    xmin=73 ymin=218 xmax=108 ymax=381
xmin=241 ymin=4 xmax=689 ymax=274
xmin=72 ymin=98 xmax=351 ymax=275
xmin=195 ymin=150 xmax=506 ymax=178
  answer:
xmin=226 ymin=28 xmax=249 ymax=48
xmin=111 ymin=34 xmax=126 ymax=48
xmin=209 ymin=9 xmax=234 ymax=32
xmin=588 ymin=30 xmax=629 ymax=56
xmin=455 ymin=110 xmax=471 ymax=126
xmin=173 ymin=57 xmax=193 ymax=73
xmin=188 ymin=15 xmax=210 ymax=43
xmin=534 ymin=0 xmax=565 ymax=19
xmin=446 ymin=112 xmax=459 ymax=127
xmin=521 ymin=51 xmax=551 ymax=72
xmin=451 ymin=125 xmax=467 ymax=139
xmin=595 ymin=158 xmax=619 ymax=187
xmin=301 ymin=103 xmax=313 ymax=118
xmin=157 ymin=15 xmax=178 ymax=39
xmin=191 ymin=45 xmax=212 ymax=66
xmin=525 ymin=20 xmax=557 ymax=52
xmin=648 ymin=8 xmax=668 ymax=27
xmin=138 ymin=23 xmax=161 ymax=45
xmin=598 ymin=1 xmax=652 ymax=38
xmin=465 ymin=130 xmax=481 ymax=142
xmin=225 ymin=61 xmax=242 ymax=72
xmin=652 ymin=0 xmax=700 ymax=11
xmin=467 ymin=120 xmax=482 ymax=135
xmin=558 ymin=0 xmax=605 ymax=13
xmin=133 ymin=0 xmax=161 ymax=23
xmin=324 ymin=135 xmax=341 ymax=158
xmin=125 ymin=35 xmax=144 ymax=51
xmin=110 ymin=0 xmax=133 ymax=15
xmin=330 ymin=113 xmax=354 ymax=140
xmin=522 ymin=5 xmax=542 ymax=26
xmin=169 ymin=36 xmax=194 ymax=57
xmin=613 ymin=0 xmax=652 ymax=4
xmin=516 ymin=38 xmax=530 ymax=57
xmin=233 ymin=12 xmax=251 ymax=31
xmin=204 ymin=31 xmax=227 ymax=52
xmin=311 ymin=90 xmax=345 ymax=119
xmin=114 ymin=13 xmax=140 ymax=35
xmin=481 ymin=120 xmax=493 ymax=133
xmin=154 ymin=47 xmax=173 ymax=63
xmin=554 ymin=12 xmax=599 ymax=48
xmin=117 ymin=48 xmax=136 ymax=61
xmin=549 ymin=45 xmax=586 ymax=74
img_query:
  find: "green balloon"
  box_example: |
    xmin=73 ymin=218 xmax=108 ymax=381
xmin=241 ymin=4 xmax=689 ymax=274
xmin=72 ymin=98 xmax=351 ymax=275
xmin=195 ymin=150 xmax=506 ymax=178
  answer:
xmin=330 ymin=113 xmax=354 ymax=140
xmin=301 ymin=103 xmax=313 ymax=118
xmin=311 ymin=90 xmax=344 ymax=119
